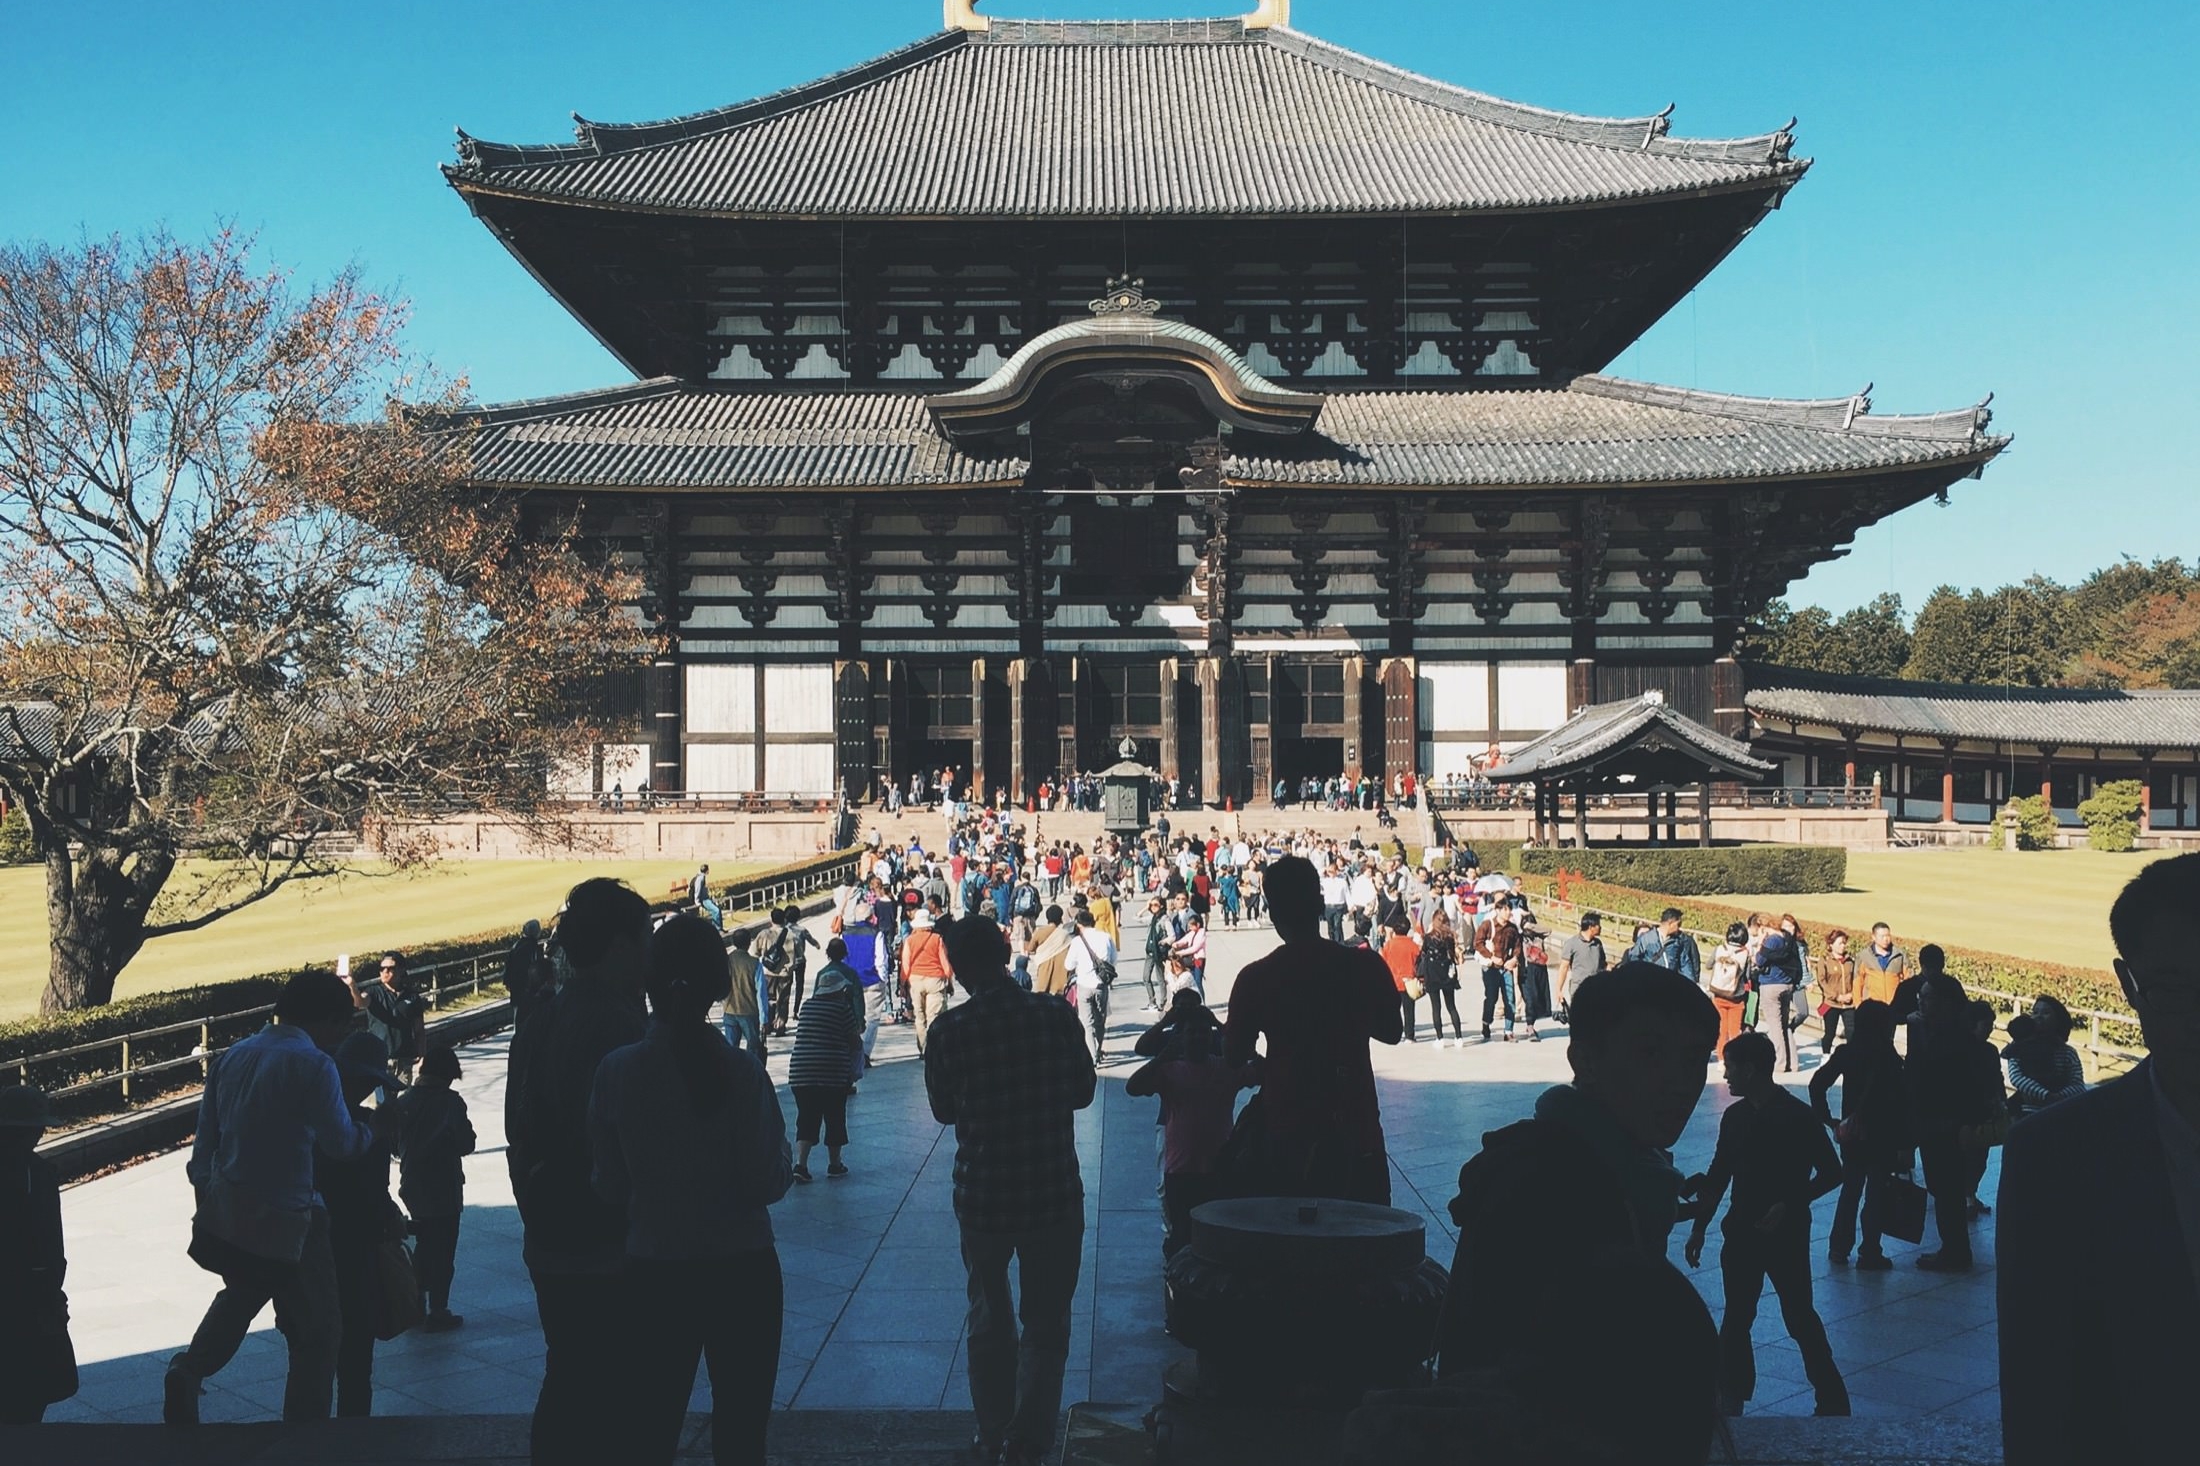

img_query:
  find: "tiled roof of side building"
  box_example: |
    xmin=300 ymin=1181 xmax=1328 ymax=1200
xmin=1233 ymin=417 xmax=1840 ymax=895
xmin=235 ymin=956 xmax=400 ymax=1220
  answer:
xmin=454 ymin=377 xmax=2005 ymax=493
xmin=445 ymin=18 xmax=1805 ymax=218
xmin=1491 ymin=693 xmax=1777 ymax=782
xmin=1745 ymin=668 xmax=2200 ymax=750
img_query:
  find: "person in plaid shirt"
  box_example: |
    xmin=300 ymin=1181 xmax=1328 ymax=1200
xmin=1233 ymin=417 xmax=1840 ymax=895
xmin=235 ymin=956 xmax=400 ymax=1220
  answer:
xmin=924 ymin=915 xmax=1096 ymax=1466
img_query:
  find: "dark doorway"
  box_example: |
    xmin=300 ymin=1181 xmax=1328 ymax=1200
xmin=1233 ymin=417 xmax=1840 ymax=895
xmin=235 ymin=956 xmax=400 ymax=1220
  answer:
xmin=1273 ymin=736 xmax=1345 ymax=785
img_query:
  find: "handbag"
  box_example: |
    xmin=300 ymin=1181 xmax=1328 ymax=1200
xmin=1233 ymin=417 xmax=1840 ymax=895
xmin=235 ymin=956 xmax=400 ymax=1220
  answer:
xmin=1879 ymin=1174 xmax=1930 ymax=1245
xmin=1742 ymin=989 xmax=1761 ymax=1029
xmin=372 ymin=1238 xmax=426 ymax=1341
xmin=1404 ymin=977 xmax=1426 ymax=1001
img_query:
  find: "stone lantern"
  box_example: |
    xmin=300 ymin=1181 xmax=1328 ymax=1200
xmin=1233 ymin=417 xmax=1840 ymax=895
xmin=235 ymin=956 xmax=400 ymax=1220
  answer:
xmin=1100 ymin=736 xmax=1155 ymax=839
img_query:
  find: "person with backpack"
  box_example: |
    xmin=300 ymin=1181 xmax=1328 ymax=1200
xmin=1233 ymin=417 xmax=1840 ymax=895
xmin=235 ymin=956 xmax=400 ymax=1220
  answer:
xmin=1064 ymin=914 xmax=1118 ymax=1064
xmin=764 ymin=907 xmax=819 ymax=1039
xmin=389 ymin=1044 xmax=476 ymax=1330
xmin=1751 ymin=915 xmax=1809 ymax=1073
xmin=1707 ymin=923 xmax=1753 ymax=1060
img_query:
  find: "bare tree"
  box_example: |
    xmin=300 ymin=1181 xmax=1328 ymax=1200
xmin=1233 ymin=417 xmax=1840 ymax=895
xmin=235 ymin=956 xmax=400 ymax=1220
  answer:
xmin=0 ymin=230 xmax=636 ymax=1012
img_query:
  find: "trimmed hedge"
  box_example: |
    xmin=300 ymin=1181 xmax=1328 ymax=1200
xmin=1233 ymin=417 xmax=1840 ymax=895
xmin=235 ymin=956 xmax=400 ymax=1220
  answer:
xmin=2078 ymin=780 xmax=2144 ymax=854
xmin=1517 ymin=845 xmax=1847 ymax=896
xmin=2004 ymin=795 xmax=2059 ymax=851
xmin=1513 ymin=872 xmax=2141 ymax=1050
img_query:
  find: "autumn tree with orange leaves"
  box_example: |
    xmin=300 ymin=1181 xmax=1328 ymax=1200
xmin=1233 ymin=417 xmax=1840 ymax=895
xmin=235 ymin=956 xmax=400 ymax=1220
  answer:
xmin=0 ymin=231 xmax=638 ymax=1012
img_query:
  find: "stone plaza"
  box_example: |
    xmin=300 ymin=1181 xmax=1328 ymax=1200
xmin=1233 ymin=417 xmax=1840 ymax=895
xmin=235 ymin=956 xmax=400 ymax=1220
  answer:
xmin=46 ymin=913 xmax=2003 ymax=1444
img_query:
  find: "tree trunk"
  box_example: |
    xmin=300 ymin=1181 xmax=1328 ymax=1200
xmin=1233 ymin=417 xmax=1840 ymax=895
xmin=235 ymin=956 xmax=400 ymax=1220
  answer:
xmin=42 ymin=846 xmax=165 ymax=1013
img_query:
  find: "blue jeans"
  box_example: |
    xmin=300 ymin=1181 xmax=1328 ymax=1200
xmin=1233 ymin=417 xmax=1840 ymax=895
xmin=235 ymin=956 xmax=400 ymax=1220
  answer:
xmin=721 ymin=1011 xmax=763 ymax=1056
xmin=698 ymin=897 xmax=723 ymax=930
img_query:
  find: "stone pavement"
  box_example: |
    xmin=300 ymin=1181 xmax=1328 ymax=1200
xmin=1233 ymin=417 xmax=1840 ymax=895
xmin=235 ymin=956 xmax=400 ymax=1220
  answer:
xmin=46 ymin=914 xmax=2003 ymax=1432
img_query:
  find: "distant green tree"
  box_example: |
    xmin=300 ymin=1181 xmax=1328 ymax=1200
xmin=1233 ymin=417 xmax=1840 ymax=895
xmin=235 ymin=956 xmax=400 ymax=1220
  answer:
xmin=1747 ymin=593 xmax=1908 ymax=676
xmin=2077 ymin=780 xmax=2145 ymax=853
xmin=1904 ymin=579 xmax=2073 ymax=686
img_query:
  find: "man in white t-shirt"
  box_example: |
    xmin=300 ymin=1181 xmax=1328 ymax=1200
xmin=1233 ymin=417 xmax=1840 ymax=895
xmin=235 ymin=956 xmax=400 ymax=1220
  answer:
xmin=1063 ymin=915 xmax=1118 ymax=1063
xmin=1319 ymin=864 xmax=1350 ymax=943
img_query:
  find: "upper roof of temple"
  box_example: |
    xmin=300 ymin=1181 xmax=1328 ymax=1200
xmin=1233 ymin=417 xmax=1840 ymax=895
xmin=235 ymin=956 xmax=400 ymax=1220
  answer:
xmin=445 ymin=16 xmax=1805 ymax=220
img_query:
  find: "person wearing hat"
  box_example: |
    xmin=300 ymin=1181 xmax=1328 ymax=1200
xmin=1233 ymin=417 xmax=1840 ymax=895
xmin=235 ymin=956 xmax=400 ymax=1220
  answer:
xmin=903 ymin=907 xmax=953 ymax=1053
xmin=320 ymin=1032 xmax=404 ymax=1416
xmin=389 ymin=1045 xmax=476 ymax=1332
xmin=169 ymin=970 xmax=388 ymax=1425
xmin=0 ymin=1083 xmax=75 ymax=1423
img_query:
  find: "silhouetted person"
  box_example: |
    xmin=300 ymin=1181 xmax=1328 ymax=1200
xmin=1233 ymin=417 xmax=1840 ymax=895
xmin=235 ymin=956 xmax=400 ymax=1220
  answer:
xmin=1809 ymin=999 xmax=1908 ymax=1269
xmin=321 ymin=1032 xmax=402 ymax=1417
xmin=1346 ymin=1247 xmax=1717 ymax=1466
xmin=0 ymin=1084 xmax=74 ymax=1424
xmin=168 ymin=971 xmax=385 ymax=1425
xmin=1223 ymin=855 xmax=1403 ymax=1204
xmin=925 ymin=915 xmax=1096 ymax=1466
xmin=590 ymin=914 xmax=792 ymax=1466
xmin=1437 ymin=961 xmax=1716 ymax=1379
xmin=1905 ymin=967 xmax=1999 ymax=1270
xmin=507 ymin=878 xmax=650 ymax=1464
xmin=2000 ymin=852 xmax=2200 ymax=1466
xmin=390 ymin=1044 xmax=476 ymax=1330
xmin=1688 ymin=1031 xmax=1849 ymax=1417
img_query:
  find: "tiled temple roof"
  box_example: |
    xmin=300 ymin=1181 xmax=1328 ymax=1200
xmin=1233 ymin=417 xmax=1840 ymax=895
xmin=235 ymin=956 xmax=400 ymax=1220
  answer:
xmin=1746 ymin=669 xmax=2200 ymax=750
xmin=1489 ymin=692 xmax=1777 ymax=782
xmin=455 ymin=376 xmax=2004 ymax=492
xmin=445 ymin=18 xmax=1805 ymax=218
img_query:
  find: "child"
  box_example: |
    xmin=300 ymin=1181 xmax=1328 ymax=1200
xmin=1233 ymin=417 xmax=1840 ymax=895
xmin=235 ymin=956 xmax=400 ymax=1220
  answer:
xmin=389 ymin=1045 xmax=477 ymax=1331
xmin=0 ymin=1084 xmax=74 ymax=1423
xmin=1126 ymin=992 xmax=1256 ymax=1259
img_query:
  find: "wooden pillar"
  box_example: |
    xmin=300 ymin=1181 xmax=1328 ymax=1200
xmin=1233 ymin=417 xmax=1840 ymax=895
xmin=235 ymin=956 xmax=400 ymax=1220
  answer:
xmin=972 ymin=655 xmax=990 ymax=805
xmin=752 ymin=664 xmax=768 ymax=793
xmin=2140 ymin=750 xmax=2157 ymax=832
xmin=1711 ymin=655 xmax=1746 ymax=744
xmin=1159 ymin=656 xmax=1181 ymax=791
xmin=1940 ymin=741 xmax=1957 ymax=824
xmin=1343 ymin=655 xmax=1365 ymax=782
xmin=1669 ymin=789 xmax=1681 ymax=843
xmin=1574 ymin=784 xmax=1589 ymax=850
xmin=1057 ymin=656 xmax=1082 ymax=783
xmin=2039 ymin=746 xmax=2057 ymax=814
xmin=1842 ymin=731 xmax=1859 ymax=789
xmin=1198 ymin=656 xmax=1245 ymax=811
xmin=1007 ymin=660 xmax=1029 ymax=805
xmin=646 ymin=651 xmax=683 ymax=796
xmin=1697 ymin=781 xmax=1712 ymax=848
xmin=1892 ymin=735 xmax=1907 ymax=822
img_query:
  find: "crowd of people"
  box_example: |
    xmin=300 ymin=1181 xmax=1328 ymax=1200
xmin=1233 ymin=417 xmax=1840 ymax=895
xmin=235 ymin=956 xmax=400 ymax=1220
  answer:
xmin=2 ymin=822 xmax=2194 ymax=1466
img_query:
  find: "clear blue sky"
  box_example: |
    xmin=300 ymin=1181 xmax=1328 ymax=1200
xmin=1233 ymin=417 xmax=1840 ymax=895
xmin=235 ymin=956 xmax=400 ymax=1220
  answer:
xmin=7 ymin=1 xmax=2194 ymax=614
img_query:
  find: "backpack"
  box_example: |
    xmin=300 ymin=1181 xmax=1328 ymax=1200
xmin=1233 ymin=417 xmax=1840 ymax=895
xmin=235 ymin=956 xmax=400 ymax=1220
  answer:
xmin=1012 ymin=883 xmax=1040 ymax=919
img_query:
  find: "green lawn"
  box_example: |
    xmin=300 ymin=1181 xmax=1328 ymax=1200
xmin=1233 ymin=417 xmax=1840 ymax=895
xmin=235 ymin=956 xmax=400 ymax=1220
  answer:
xmin=0 ymin=858 xmax=783 ymax=1021
xmin=1732 ymin=846 xmax=2170 ymax=972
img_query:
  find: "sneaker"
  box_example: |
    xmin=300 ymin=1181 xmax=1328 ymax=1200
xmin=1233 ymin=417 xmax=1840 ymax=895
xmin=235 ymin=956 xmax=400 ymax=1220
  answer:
xmin=1855 ymin=1252 xmax=1894 ymax=1272
xmin=827 ymin=1161 xmax=850 ymax=1179
xmin=792 ymin=1164 xmax=813 ymax=1184
xmin=163 ymin=1357 xmax=201 ymax=1427
xmin=1527 ymin=1028 xmax=1542 ymax=1043
xmin=1480 ymin=1026 xmax=1492 ymax=1042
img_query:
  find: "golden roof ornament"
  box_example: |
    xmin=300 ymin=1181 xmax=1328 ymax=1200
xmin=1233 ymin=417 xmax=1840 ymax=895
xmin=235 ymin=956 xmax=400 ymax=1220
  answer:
xmin=1090 ymin=277 xmax=1163 ymax=318
xmin=945 ymin=0 xmax=989 ymax=33
xmin=1243 ymin=0 xmax=1292 ymax=28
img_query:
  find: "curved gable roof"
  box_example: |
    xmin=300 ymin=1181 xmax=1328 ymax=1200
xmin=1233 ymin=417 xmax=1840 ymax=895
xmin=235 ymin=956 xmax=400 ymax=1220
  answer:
xmin=446 ymin=18 xmax=1805 ymax=219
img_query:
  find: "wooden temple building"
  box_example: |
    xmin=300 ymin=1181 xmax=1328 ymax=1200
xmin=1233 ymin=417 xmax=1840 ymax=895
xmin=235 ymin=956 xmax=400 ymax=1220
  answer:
xmin=442 ymin=1 xmax=2009 ymax=808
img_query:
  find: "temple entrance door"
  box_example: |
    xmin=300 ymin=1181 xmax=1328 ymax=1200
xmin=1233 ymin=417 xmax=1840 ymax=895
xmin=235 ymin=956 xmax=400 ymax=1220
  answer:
xmin=1272 ymin=736 xmax=1345 ymax=788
